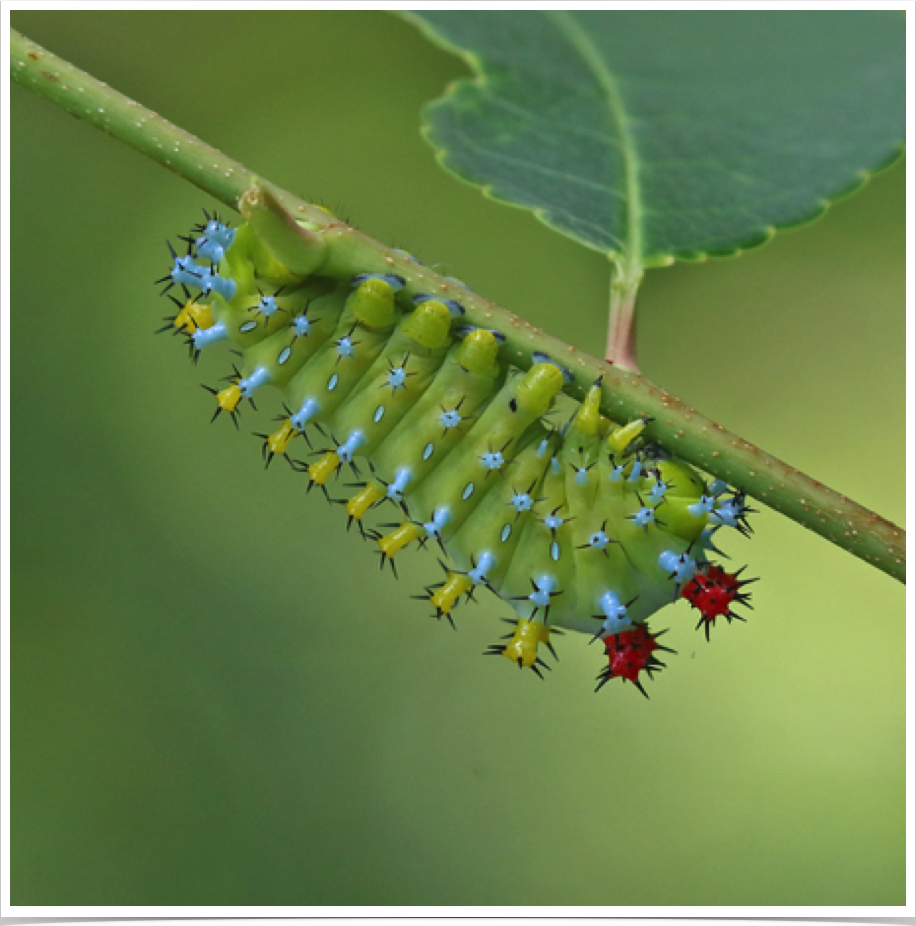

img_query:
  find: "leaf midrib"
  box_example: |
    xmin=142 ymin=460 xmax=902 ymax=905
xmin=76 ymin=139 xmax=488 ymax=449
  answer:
xmin=545 ymin=10 xmax=643 ymax=271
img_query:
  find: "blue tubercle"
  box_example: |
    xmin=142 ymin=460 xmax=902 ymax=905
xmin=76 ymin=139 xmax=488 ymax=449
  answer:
xmin=631 ymin=505 xmax=656 ymax=528
xmin=423 ymin=506 xmax=451 ymax=540
xmin=658 ymin=550 xmax=696 ymax=583
xmin=192 ymin=320 xmax=228 ymax=350
xmin=412 ymin=293 xmax=465 ymax=318
xmin=529 ymin=576 xmax=557 ymax=610
xmin=531 ymin=351 xmax=573 ymax=383
xmin=335 ymin=336 xmax=355 ymax=360
xmin=254 ymin=294 xmax=281 ymax=319
xmin=292 ymin=313 xmax=311 ymax=337
xmin=337 ymin=431 xmax=365 ymax=464
xmin=196 ymin=218 xmax=235 ymax=251
xmin=290 ymin=397 xmax=320 ymax=430
xmin=387 ymin=366 xmax=407 ymax=391
xmin=387 ymin=468 xmax=411 ymax=501
xmin=510 ymin=491 xmax=534 ymax=513
xmin=454 ymin=325 xmax=506 ymax=344
xmin=688 ymin=494 xmax=716 ymax=517
xmin=710 ymin=497 xmax=745 ymax=527
xmin=390 ymin=249 xmax=422 ymax=265
xmin=169 ymin=254 xmax=208 ymax=289
xmin=439 ymin=409 xmax=462 ymax=431
xmin=588 ymin=530 xmax=610 ymax=550
xmin=351 ymin=272 xmax=406 ymax=291
xmin=195 ymin=221 xmax=235 ymax=263
xmin=648 ymin=480 xmax=668 ymax=504
xmin=599 ymin=591 xmax=633 ymax=634
xmin=469 ymin=551 xmax=495 ymax=586
xmin=239 ymin=366 xmax=271 ymax=398
xmin=202 ymin=271 xmax=236 ymax=302
xmin=627 ymin=461 xmax=643 ymax=483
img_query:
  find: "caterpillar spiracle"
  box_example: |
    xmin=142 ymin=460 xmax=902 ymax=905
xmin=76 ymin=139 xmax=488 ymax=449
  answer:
xmin=156 ymin=194 xmax=755 ymax=697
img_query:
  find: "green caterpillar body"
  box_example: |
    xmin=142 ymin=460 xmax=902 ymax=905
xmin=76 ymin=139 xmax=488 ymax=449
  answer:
xmin=159 ymin=201 xmax=754 ymax=694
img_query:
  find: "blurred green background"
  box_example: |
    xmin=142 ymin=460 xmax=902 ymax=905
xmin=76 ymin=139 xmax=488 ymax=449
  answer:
xmin=11 ymin=11 xmax=905 ymax=907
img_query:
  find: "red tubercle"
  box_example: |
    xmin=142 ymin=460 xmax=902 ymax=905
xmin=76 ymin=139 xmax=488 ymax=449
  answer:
xmin=596 ymin=625 xmax=668 ymax=697
xmin=681 ymin=564 xmax=753 ymax=639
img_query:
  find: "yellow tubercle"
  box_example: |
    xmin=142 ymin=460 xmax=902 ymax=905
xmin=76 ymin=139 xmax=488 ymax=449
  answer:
xmin=401 ymin=300 xmax=452 ymax=349
xmin=501 ymin=618 xmax=551 ymax=668
xmin=348 ymin=277 xmax=396 ymax=329
xmin=456 ymin=329 xmax=499 ymax=375
xmin=174 ymin=299 xmax=214 ymax=334
xmin=515 ymin=363 xmax=564 ymax=415
xmin=378 ymin=522 xmax=424 ymax=558
xmin=216 ymin=384 xmax=242 ymax=412
xmin=430 ymin=573 xmax=474 ymax=615
xmin=267 ymin=420 xmax=298 ymax=457
xmin=572 ymin=384 xmax=602 ymax=437
xmin=608 ymin=418 xmax=648 ymax=456
xmin=346 ymin=483 xmax=386 ymax=520
xmin=308 ymin=451 xmax=340 ymax=485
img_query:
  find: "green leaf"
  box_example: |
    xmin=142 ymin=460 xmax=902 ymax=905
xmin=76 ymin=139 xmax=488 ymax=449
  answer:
xmin=403 ymin=11 xmax=904 ymax=272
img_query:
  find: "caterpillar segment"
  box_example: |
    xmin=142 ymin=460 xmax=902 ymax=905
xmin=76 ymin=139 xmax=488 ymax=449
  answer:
xmin=307 ymin=299 xmax=454 ymax=493
xmin=157 ymin=208 xmax=758 ymax=696
xmin=369 ymin=362 xmax=563 ymax=572
xmin=345 ymin=329 xmax=505 ymax=530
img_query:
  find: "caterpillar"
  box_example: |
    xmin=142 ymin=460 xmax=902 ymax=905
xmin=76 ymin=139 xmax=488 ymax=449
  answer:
xmin=155 ymin=193 xmax=755 ymax=697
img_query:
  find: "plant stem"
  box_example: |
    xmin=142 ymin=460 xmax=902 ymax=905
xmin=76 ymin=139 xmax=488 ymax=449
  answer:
xmin=11 ymin=28 xmax=905 ymax=584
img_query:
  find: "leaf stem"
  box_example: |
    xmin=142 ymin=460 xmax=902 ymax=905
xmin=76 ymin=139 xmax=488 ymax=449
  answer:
xmin=605 ymin=266 xmax=640 ymax=370
xmin=548 ymin=13 xmax=645 ymax=373
xmin=11 ymin=28 xmax=904 ymax=584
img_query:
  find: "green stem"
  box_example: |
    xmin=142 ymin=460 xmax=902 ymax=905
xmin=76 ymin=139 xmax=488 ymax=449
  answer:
xmin=605 ymin=265 xmax=641 ymax=370
xmin=11 ymin=28 xmax=905 ymax=584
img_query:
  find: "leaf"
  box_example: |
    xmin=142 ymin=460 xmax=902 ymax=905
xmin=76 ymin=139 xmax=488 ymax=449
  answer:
xmin=402 ymin=11 xmax=905 ymax=271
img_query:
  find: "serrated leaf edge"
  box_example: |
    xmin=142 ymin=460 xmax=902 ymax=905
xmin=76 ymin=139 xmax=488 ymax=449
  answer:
xmin=399 ymin=11 xmax=905 ymax=269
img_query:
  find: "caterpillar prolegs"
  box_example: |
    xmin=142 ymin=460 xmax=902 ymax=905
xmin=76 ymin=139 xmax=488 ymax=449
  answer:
xmin=156 ymin=196 xmax=755 ymax=696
